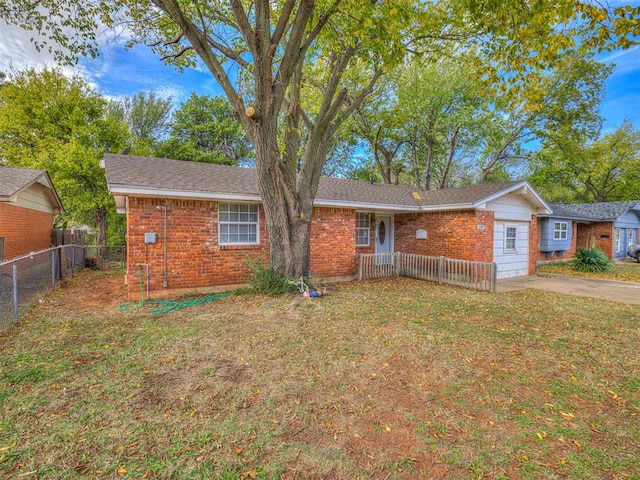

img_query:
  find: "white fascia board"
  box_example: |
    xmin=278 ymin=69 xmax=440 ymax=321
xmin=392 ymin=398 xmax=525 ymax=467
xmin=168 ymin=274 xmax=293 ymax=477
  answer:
xmin=0 ymin=193 xmax=18 ymax=203
xmin=108 ymin=186 xmax=423 ymax=212
xmin=108 ymin=185 xmax=262 ymax=203
xmin=419 ymin=203 xmax=475 ymax=212
xmin=313 ymin=199 xmax=421 ymax=212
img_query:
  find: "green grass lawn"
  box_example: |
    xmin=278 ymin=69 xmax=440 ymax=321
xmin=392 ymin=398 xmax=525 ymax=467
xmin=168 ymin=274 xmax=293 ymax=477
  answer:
xmin=1 ymin=271 xmax=639 ymax=479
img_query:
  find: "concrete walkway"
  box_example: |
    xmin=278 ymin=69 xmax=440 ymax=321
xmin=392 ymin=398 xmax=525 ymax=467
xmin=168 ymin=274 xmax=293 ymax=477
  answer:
xmin=497 ymin=274 xmax=640 ymax=305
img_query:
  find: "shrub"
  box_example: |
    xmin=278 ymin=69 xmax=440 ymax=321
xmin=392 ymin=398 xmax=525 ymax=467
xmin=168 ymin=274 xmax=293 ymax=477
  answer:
xmin=573 ymin=248 xmax=614 ymax=273
xmin=243 ymin=255 xmax=302 ymax=295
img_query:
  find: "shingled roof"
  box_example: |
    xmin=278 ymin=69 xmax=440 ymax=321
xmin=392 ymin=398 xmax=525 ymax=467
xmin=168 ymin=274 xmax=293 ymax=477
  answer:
xmin=102 ymin=153 xmax=549 ymax=212
xmin=0 ymin=166 xmax=46 ymax=199
xmin=0 ymin=166 xmax=63 ymax=212
xmin=545 ymin=201 xmax=640 ymax=222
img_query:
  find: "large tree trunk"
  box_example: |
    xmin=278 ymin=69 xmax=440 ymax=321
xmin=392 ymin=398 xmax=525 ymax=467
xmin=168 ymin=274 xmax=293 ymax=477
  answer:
xmin=250 ymin=119 xmax=312 ymax=278
xmin=94 ymin=207 xmax=107 ymax=247
xmin=151 ymin=0 xmax=378 ymax=279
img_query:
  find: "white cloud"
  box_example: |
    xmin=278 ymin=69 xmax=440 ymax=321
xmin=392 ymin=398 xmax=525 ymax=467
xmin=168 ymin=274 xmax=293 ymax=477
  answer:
xmin=0 ymin=20 xmax=87 ymax=80
xmin=598 ymin=46 xmax=640 ymax=74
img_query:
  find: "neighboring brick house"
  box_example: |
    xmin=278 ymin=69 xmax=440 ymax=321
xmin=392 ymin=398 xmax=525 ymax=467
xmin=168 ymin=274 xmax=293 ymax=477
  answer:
xmin=0 ymin=167 xmax=64 ymax=261
xmin=102 ymin=154 xmax=551 ymax=297
xmin=538 ymin=202 xmax=640 ymax=261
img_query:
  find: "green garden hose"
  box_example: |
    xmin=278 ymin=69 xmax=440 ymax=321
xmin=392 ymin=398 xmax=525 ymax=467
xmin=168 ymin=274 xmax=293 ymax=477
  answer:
xmin=119 ymin=264 xmax=230 ymax=315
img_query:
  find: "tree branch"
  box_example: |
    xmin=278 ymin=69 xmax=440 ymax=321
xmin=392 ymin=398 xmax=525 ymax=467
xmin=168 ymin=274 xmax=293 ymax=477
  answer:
xmin=272 ymin=0 xmax=297 ymax=47
xmin=230 ymin=0 xmax=256 ymax=54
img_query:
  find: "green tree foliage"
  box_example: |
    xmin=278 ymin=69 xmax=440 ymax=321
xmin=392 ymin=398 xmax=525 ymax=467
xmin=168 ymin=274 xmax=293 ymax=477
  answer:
xmin=353 ymin=53 xmax=612 ymax=188
xmin=155 ymin=94 xmax=252 ymax=165
xmin=0 ymin=68 xmax=129 ymax=244
xmin=529 ymin=121 xmax=640 ymax=202
xmin=354 ymin=53 xmax=490 ymax=188
xmin=108 ymin=91 xmax=172 ymax=155
xmin=478 ymin=55 xmax=611 ymax=182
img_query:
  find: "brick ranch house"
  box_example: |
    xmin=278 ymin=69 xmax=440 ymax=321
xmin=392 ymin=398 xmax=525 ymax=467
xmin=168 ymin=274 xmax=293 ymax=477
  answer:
xmin=0 ymin=166 xmax=64 ymax=261
xmin=538 ymin=201 xmax=640 ymax=261
xmin=102 ymin=154 xmax=552 ymax=297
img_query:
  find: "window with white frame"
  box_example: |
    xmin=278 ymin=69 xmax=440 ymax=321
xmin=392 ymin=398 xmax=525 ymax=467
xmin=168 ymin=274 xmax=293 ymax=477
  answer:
xmin=615 ymin=228 xmax=621 ymax=253
xmin=505 ymin=225 xmax=517 ymax=252
xmin=355 ymin=212 xmax=370 ymax=246
xmin=218 ymin=203 xmax=259 ymax=245
xmin=629 ymin=229 xmax=634 ymax=247
xmin=553 ymin=221 xmax=568 ymax=240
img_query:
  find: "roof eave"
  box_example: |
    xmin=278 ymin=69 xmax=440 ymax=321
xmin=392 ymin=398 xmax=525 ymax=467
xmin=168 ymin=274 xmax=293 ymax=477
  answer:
xmin=314 ymin=199 xmax=420 ymax=211
xmin=108 ymin=185 xmax=425 ymax=211
xmin=108 ymin=185 xmax=262 ymax=203
xmin=419 ymin=203 xmax=475 ymax=212
xmin=1 ymin=171 xmax=64 ymax=214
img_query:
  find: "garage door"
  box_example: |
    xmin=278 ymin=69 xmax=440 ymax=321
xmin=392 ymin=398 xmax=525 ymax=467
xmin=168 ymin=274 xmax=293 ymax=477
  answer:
xmin=493 ymin=222 xmax=529 ymax=279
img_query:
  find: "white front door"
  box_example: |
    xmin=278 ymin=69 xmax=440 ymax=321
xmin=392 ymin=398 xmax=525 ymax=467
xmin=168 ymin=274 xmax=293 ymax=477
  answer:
xmin=375 ymin=215 xmax=394 ymax=262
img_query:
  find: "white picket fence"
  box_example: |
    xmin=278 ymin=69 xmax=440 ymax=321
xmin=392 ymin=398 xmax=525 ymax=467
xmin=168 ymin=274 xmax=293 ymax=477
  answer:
xmin=358 ymin=252 xmax=497 ymax=292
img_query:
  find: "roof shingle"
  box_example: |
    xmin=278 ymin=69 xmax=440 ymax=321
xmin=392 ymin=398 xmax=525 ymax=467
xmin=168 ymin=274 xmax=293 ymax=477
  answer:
xmin=0 ymin=166 xmax=47 ymax=199
xmin=102 ymin=153 xmax=534 ymax=210
xmin=547 ymin=201 xmax=640 ymax=221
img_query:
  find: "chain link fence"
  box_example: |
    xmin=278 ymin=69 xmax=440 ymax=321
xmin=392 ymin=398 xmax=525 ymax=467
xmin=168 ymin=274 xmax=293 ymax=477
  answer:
xmin=0 ymin=245 xmax=125 ymax=331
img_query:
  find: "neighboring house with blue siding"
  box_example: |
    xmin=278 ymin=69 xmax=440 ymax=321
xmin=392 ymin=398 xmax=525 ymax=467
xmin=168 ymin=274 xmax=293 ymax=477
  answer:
xmin=538 ymin=201 xmax=640 ymax=260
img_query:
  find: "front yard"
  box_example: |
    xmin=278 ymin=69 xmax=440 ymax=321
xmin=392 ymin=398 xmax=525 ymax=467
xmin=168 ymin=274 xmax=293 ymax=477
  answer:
xmin=1 ymin=271 xmax=639 ymax=479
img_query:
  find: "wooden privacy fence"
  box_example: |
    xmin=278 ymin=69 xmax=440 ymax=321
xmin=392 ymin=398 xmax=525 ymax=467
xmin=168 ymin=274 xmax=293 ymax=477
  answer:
xmin=358 ymin=252 xmax=497 ymax=292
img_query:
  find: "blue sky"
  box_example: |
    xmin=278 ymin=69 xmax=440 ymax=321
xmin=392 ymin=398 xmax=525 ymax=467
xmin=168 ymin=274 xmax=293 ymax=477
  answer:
xmin=1 ymin=19 xmax=639 ymax=133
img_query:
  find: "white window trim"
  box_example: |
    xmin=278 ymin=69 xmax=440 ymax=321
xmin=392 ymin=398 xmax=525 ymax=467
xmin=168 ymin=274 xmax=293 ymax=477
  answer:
xmin=218 ymin=202 xmax=260 ymax=245
xmin=553 ymin=221 xmax=568 ymax=240
xmin=356 ymin=212 xmax=370 ymax=247
xmin=504 ymin=224 xmax=517 ymax=253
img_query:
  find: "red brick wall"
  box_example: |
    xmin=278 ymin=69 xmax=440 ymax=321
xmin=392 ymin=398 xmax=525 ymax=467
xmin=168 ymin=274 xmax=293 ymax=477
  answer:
xmin=394 ymin=210 xmax=494 ymax=262
xmin=125 ymin=199 xmax=361 ymax=296
xmin=310 ymin=207 xmax=357 ymax=277
xmin=0 ymin=203 xmax=54 ymax=260
xmin=126 ymin=197 xmax=270 ymax=295
xmin=127 ymin=198 xmax=545 ymax=295
xmin=576 ymin=222 xmax=614 ymax=258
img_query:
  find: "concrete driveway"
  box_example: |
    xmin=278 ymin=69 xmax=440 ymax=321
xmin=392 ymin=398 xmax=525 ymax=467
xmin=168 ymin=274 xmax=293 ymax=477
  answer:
xmin=497 ymin=274 xmax=640 ymax=305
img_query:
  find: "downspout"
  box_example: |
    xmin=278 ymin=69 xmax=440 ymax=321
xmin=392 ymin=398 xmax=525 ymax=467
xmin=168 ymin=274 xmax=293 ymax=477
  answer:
xmin=163 ymin=199 xmax=168 ymax=288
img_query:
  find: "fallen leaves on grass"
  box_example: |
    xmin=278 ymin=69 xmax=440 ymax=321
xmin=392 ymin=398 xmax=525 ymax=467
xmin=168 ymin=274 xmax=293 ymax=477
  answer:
xmin=1 ymin=273 xmax=639 ymax=480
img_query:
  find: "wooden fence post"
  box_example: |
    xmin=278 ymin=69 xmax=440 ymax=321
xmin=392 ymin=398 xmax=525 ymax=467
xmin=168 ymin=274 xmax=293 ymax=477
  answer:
xmin=438 ymin=256 xmax=445 ymax=285
xmin=490 ymin=263 xmax=497 ymax=292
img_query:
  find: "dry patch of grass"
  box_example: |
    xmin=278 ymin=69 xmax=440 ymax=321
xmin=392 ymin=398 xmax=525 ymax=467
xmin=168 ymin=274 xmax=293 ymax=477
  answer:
xmin=1 ymin=270 xmax=639 ymax=479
